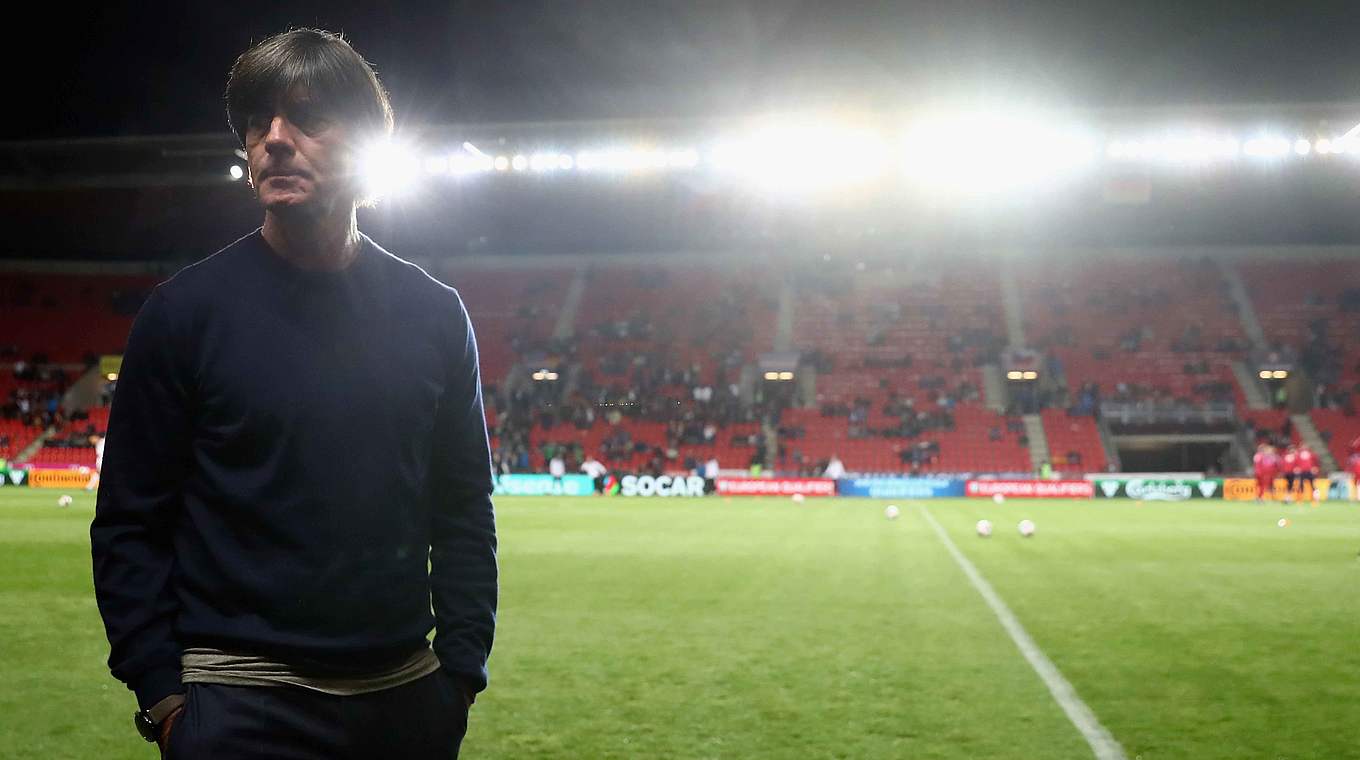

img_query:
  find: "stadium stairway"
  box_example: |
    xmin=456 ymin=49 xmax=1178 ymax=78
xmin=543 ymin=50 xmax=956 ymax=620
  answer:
xmin=553 ymin=266 xmax=588 ymax=340
xmin=1291 ymin=414 xmax=1339 ymax=472
xmin=1218 ymin=258 xmax=1268 ymax=347
xmin=999 ymin=257 xmax=1027 ymax=347
xmin=1231 ymin=361 xmax=1271 ymax=410
xmin=981 ymin=364 xmax=1007 ymax=412
xmin=14 ymin=427 xmax=53 ymax=464
xmin=773 ymin=277 xmax=794 ymax=352
xmin=1022 ymin=414 xmax=1049 ymax=472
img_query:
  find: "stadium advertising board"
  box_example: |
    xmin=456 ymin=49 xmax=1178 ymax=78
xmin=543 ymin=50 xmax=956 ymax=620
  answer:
xmin=620 ymin=474 xmax=708 ymax=497
xmin=837 ymin=477 xmax=966 ymax=499
xmin=28 ymin=468 xmax=94 ymax=489
xmin=1094 ymin=478 xmax=1222 ymax=500
xmin=965 ymin=480 xmax=1094 ymax=498
xmin=493 ymin=474 xmax=594 ymax=497
xmin=1222 ymin=477 xmax=1338 ymax=502
xmin=716 ymin=478 xmax=836 ymax=497
xmin=0 ymin=469 xmax=28 ymax=487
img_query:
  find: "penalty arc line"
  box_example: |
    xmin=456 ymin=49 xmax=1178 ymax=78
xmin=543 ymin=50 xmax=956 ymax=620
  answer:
xmin=919 ymin=506 xmax=1128 ymax=760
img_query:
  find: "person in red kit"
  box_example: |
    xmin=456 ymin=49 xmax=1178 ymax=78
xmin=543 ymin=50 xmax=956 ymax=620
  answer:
xmin=1281 ymin=444 xmax=1299 ymax=503
xmin=1253 ymin=442 xmax=1278 ymax=502
xmin=1348 ymin=448 xmax=1360 ymax=502
xmin=1295 ymin=443 xmax=1320 ymax=505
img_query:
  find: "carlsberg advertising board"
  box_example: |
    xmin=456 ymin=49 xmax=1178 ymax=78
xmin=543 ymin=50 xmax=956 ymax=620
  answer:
xmin=1093 ymin=478 xmax=1222 ymax=501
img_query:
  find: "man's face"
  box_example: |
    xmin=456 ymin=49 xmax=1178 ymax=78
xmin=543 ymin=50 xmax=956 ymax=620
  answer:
xmin=244 ymin=97 xmax=357 ymax=216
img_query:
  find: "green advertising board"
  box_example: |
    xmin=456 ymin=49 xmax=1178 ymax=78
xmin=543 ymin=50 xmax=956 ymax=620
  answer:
xmin=1093 ymin=477 xmax=1222 ymax=501
xmin=0 ymin=468 xmax=28 ymax=487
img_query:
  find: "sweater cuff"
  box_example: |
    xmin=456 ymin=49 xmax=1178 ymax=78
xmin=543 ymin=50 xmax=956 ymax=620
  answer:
xmin=133 ymin=665 xmax=184 ymax=711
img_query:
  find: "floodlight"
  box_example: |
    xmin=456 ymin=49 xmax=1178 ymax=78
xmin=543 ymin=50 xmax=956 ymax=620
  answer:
xmin=712 ymin=116 xmax=888 ymax=196
xmin=1007 ymin=371 xmax=1023 ymax=380
xmin=511 ymin=155 xmax=528 ymax=171
xmin=900 ymin=107 xmax=1097 ymax=195
xmin=1258 ymin=370 xmax=1271 ymax=379
xmin=778 ymin=371 xmax=794 ymax=381
xmin=764 ymin=371 xmax=779 ymax=380
xmin=1022 ymin=371 xmax=1038 ymax=380
xmin=358 ymin=138 xmax=422 ymax=200
xmin=494 ymin=156 xmax=510 ymax=171
xmin=1271 ymin=370 xmax=1288 ymax=379
xmin=229 ymin=164 xmax=245 ymax=180
xmin=1294 ymin=139 xmax=1311 ymax=156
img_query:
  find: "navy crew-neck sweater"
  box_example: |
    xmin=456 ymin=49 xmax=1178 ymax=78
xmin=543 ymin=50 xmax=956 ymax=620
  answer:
xmin=91 ymin=229 xmax=497 ymax=710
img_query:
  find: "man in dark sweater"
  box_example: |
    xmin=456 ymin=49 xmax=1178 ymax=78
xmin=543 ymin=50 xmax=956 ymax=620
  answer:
xmin=91 ymin=29 xmax=497 ymax=758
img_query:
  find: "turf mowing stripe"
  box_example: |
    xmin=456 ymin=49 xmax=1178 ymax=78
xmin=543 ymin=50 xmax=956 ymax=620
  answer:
xmin=920 ymin=507 xmax=1128 ymax=760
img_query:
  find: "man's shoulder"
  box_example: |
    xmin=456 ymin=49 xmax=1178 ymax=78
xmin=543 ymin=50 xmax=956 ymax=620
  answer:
xmin=155 ymin=229 xmax=263 ymax=300
xmin=364 ymin=236 xmax=464 ymax=307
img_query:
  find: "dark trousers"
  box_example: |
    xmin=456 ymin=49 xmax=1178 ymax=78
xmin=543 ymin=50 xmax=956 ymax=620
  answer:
xmin=166 ymin=671 xmax=469 ymax=759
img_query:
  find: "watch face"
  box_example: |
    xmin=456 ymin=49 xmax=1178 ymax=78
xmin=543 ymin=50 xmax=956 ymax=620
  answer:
xmin=134 ymin=711 xmax=159 ymax=742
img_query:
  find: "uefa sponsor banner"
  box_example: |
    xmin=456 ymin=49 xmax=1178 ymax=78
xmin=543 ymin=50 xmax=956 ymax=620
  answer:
xmin=965 ymin=480 xmax=1095 ymax=498
xmin=0 ymin=469 xmax=29 ymax=487
xmin=837 ymin=477 xmax=966 ymax=499
xmin=618 ymin=474 xmax=709 ymax=497
xmin=1223 ymin=477 xmax=1338 ymax=502
xmin=27 ymin=468 xmax=95 ymax=489
xmin=1093 ymin=478 xmax=1222 ymax=501
xmin=493 ymin=474 xmax=594 ymax=497
xmin=715 ymin=478 xmax=836 ymax=497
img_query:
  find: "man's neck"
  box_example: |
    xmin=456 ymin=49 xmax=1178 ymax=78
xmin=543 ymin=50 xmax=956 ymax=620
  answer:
xmin=261 ymin=207 xmax=362 ymax=272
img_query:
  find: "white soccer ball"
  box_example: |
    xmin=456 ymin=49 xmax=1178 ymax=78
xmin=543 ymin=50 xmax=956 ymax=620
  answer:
xmin=791 ymin=493 xmax=805 ymax=503
xmin=1017 ymin=519 xmax=1036 ymax=537
xmin=1277 ymin=518 xmax=1289 ymax=528
xmin=884 ymin=505 xmax=900 ymax=520
xmin=976 ymin=519 xmax=993 ymax=537
xmin=57 ymin=494 xmax=73 ymax=508
xmin=992 ymin=493 xmax=1006 ymax=504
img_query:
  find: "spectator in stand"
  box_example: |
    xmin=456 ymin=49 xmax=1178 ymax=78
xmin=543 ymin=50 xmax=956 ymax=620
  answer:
xmin=824 ymin=454 xmax=846 ymax=480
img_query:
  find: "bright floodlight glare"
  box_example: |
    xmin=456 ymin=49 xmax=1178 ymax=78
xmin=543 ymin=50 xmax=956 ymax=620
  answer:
xmin=1294 ymin=139 xmax=1311 ymax=156
xmin=900 ymin=108 xmax=1097 ymax=195
xmin=359 ymin=139 xmax=422 ymax=200
xmin=1272 ymin=370 xmax=1288 ymax=379
xmin=1022 ymin=371 xmax=1038 ymax=380
xmin=1258 ymin=370 xmax=1272 ymax=379
xmin=1316 ymin=138 xmax=1333 ymax=155
xmin=511 ymin=155 xmax=528 ymax=171
xmin=763 ymin=371 xmax=779 ymax=380
xmin=778 ymin=371 xmax=794 ymax=381
xmin=494 ymin=156 xmax=510 ymax=171
xmin=424 ymin=156 xmax=449 ymax=175
xmin=229 ymin=164 xmax=245 ymax=180
xmin=712 ymin=117 xmax=888 ymax=196
xmin=1007 ymin=370 xmax=1023 ymax=380
xmin=1243 ymin=136 xmax=1291 ymax=158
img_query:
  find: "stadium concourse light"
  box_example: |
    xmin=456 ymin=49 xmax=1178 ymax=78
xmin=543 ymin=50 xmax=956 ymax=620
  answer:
xmin=228 ymin=164 xmax=245 ymax=180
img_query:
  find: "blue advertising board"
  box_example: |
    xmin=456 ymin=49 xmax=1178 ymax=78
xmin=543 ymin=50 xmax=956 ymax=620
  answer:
xmin=493 ymin=474 xmax=595 ymax=497
xmin=836 ymin=477 xmax=967 ymax=499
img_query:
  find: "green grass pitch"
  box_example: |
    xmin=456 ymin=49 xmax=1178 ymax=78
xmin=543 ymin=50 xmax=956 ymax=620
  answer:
xmin=3 ymin=490 xmax=1359 ymax=759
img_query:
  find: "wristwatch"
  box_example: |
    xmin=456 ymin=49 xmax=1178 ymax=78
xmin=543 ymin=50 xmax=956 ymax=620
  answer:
xmin=134 ymin=694 xmax=185 ymax=743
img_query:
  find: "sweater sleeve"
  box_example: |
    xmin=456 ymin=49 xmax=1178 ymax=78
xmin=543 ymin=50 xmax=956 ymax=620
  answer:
xmin=91 ymin=287 xmax=194 ymax=710
xmin=428 ymin=292 xmax=498 ymax=695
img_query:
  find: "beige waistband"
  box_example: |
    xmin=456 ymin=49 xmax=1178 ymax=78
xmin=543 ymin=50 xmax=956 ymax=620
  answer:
xmin=180 ymin=645 xmax=441 ymax=696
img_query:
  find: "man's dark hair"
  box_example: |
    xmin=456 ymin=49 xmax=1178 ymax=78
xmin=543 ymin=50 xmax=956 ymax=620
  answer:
xmin=225 ymin=28 xmax=393 ymax=147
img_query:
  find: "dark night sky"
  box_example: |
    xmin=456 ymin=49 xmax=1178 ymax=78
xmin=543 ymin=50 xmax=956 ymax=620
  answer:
xmin=13 ymin=1 xmax=1360 ymax=141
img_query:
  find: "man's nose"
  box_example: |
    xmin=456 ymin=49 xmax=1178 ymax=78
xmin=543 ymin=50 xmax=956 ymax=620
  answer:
xmin=264 ymin=116 xmax=296 ymax=153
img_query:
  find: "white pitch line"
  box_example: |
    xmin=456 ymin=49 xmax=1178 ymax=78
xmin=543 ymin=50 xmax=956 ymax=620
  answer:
xmin=920 ymin=507 xmax=1127 ymax=760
